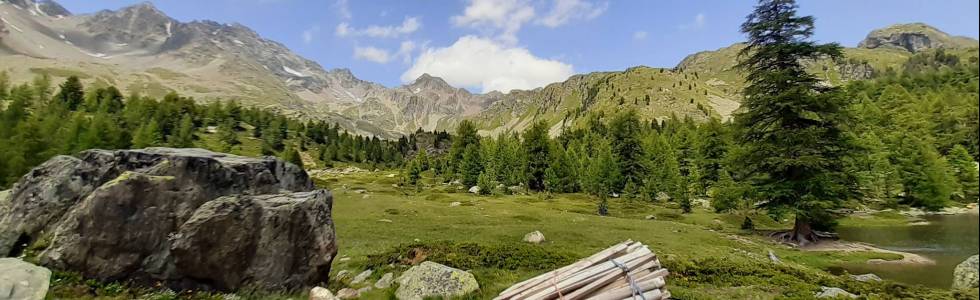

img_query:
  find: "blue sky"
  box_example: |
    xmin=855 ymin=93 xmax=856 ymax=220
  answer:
xmin=58 ymin=0 xmax=980 ymax=93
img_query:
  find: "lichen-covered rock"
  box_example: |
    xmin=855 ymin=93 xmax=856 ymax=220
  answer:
xmin=523 ymin=231 xmax=545 ymax=244
xmin=0 ymin=148 xmax=332 ymax=291
xmin=815 ymin=286 xmax=857 ymax=299
xmin=309 ymin=286 xmax=339 ymax=300
xmin=350 ymin=270 xmax=372 ymax=285
xmin=336 ymin=288 xmax=360 ymax=299
xmin=170 ymin=190 xmax=336 ymax=290
xmin=953 ymin=255 xmax=979 ymax=290
xmin=374 ymin=272 xmax=394 ymax=289
xmin=0 ymin=258 xmax=50 ymax=300
xmin=850 ymin=273 xmax=881 ymax=282
xmin=395 ymin=261 xmax=478 ymax=300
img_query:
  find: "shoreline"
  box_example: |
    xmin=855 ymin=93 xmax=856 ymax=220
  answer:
xmin=802 ymin=240 xmax=936 ymax=265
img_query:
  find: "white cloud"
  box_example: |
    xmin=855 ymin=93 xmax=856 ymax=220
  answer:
xmin=353 ymin=46 xmax=391 ymax=64
xmin=678 ymin=13 xmax=706 ymax=30
xmin=301 ymin=25 xmax=320 ymax=44
xmin=632 ymin=30 xmax=647 ymax=41
xmin=335 ymin=17 xmax=421 ymax=38
xmin=396 ymin=41 xmax=416 ymax=64
xmin=538 ymin=0 xmax=608 ymax=28
xmin=451 ymin=0 xmax=535 ymax=44
xmin=333 ymin=0 xmax=351 ymax=20
xmin=402 ymin=36 xmax=574 ymax=93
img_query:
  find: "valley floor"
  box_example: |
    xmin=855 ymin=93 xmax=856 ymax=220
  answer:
xmin=47 ymin=168 xmax=977 ymax=299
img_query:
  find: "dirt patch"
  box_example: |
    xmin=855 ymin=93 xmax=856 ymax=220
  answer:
xmin=802 ymin=241 xmax=935 ymax=265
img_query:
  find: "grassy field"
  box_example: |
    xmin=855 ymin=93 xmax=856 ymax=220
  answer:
xmin=314 ymin=170 xmax=970 ymax=300
xmin=44 ymin=166 xmax=975 ymax=299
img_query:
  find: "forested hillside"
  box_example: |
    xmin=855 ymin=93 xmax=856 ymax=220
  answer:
xmin=0 ymin=74 xmax=407 ymax=188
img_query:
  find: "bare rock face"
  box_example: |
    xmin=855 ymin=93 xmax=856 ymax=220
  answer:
xmin=0 ymin=148 xmax=335 ymax=291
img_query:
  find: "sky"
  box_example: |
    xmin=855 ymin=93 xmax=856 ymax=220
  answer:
xmin=57 ymin=0 xmax=980 ymax=93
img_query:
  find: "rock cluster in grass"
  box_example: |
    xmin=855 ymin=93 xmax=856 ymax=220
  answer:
xmin=0 ymin=148 xmax=336 ymax=291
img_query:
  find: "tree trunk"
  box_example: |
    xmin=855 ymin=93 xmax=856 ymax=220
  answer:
xmin=770 ymin=215 xmax=838 ymax=246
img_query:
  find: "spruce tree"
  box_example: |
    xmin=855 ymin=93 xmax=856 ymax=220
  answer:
xmin=523 ymin=120 xmax=551 ymax=191
xmin=54 ymin=76 xmax=85 ymax=111
xmin=735 ymin=0 xmax=856 ymax=244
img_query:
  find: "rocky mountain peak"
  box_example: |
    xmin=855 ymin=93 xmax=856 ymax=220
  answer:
xmin=858 ymin=23 xmax=979 ymax=53
xmin=5 ymin=0 xmax=71 ymax=17
xmin=410 ymin=73 xmax=456 ymax=92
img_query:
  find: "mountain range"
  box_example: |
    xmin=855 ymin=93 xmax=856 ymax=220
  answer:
xmin=1 ymin=0 xmax=977 ymax=138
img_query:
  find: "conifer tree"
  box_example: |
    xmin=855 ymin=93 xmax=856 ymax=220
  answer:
xmin=132 ymin=119 xmax=163 ymax=148
xmin=170 ymin=114 xmax=196 ymax=148
xmin=948 ymin=145 xmax=979 ymax=202
xmin=523 ymin=120 xmax=551 ymax=191
xmin=54 ymin=76 xmax=85 ymax=110
xmin=735 ymin=0 xmax=855 ymax=244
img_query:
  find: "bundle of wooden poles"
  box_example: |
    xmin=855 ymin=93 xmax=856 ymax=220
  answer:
xmin=495 ymin=240 xmax=669 ymax=300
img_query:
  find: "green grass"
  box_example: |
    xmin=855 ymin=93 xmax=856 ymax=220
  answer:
xmin=45 ymin=169 xmax=970 ymax=299
xmin=318 ymin=171 xmax=964 ymax=299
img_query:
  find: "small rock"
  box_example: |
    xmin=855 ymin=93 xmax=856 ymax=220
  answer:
xmin=309 ymin=286 xmax=339 ymax=300
xmin=375 ymin=272 xmax=394 ymax=289
xmin=849 ymin=273 xmax=881 ymax=282
xmin=357 ymin=286 xmax=372 ymax=294
xmin=336 ymin=270 xmax=351 ymax=281
xmin=354 ymin=189 xmax=367 ymax=194
xmin=378 ymin=219 xmax=393 ymax=223
xmin=395 ymin=261 xmax=479 ymax=300
xmin=953 ymin=254 xmax=979 ymax=289
xmin=523 ymin=230 xmax=545 ymax=244
xmin=222 ymin=294 xmax=242 ymax=300
xmin=815 ymin=286 xmax=858 ymax=299
xmin=386 ymin=174 xmax=397 ymax=178
xmin=351 ymin=269 xmax=373 ymax=285
xmin=768 ymin=250 xmax=781 ymax=264
xmin=336 ymin=288 xmax=359 ymax=299
xmin=468 ymin=186 xmax=480 ymax=194
xmin=362 ymin=195 xmax=370 ymax=199
xmin=339 ymin=257 xmax=351 ymax=262
xmin=644 ymin=215 xmax=657 ymax=220
xmin=449 ymin=201 xmax=462 ymax=207
xmin=0 ymin=258 xmax=50 ymax=300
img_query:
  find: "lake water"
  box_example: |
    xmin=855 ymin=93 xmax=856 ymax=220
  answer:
xmin=835 ymin=213 xmax=979 ymax=288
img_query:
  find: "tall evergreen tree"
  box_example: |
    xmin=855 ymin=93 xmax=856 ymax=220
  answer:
xmin=523 ymin=120 xmax=552 ymax=191
xmin=54 ymin=76 xmax=85 ymax=110
xmin=608 ymin=110 xmax=645 ymax=190
xmin=735 ymin=0 xmax=855 ymax=244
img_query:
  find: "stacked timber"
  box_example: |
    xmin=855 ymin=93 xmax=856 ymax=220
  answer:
xmin=495 ymin=240 xmax=669 ymax=300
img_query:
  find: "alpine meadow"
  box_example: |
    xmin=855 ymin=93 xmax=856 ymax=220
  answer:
xmin=0 ymin=0 xmax=978 ymax=299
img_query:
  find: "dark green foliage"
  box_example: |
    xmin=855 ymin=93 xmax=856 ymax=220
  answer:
xmin=523 ymin=120 xmax=551 ymax=191
xmin=948 ymin=145 xmax=979 ymax=201
xmin=281 ymin=146 xmax=304 ymax=169
xmin=735 ymin=0 xmax=856 ymax=241
xmin=607 ymin=110 xmax=646 ymax=189
xmin=54 ymin=76 xmax=84 ymax=110
xmin=460 ymin=143 xmax=482 ymax=186
xmin=741 ymin=216 xmax=755 ymax=230
xmin=0 ymin=77 xmax=404 ymax=188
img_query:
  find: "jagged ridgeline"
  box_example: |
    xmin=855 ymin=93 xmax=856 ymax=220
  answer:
xmin=2 ymin=0 xmax=977 ymax=138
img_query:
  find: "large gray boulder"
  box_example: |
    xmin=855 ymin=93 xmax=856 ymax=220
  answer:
xmin=0 ymin=148 xmax=334 ymax=291
xmin=953 ymin=255 xmax=979 ymax=290
xmin=0 ymin=258 xmax=51 ymax=300
xmin=395 ymin=261 xmax=478 ymax=300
